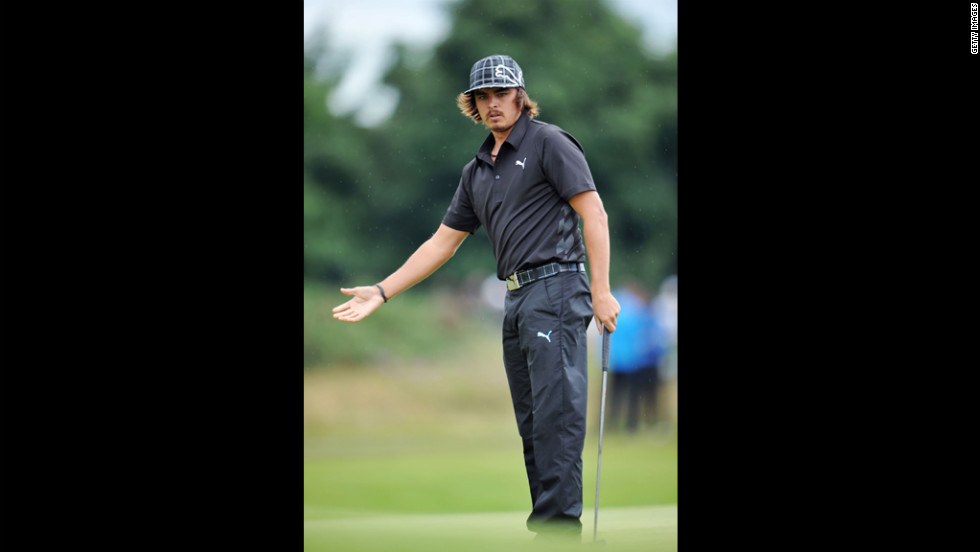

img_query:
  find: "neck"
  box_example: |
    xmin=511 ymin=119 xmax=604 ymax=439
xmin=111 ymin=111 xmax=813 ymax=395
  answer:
xmin=489 ymin=129 xmax=509 ymax=162
xmin=491 ymin=127 xmax=513 ymax=149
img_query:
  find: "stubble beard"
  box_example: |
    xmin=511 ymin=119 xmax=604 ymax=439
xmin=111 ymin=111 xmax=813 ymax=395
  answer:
xmin=484 ymin=119 xmax=515 ymax=133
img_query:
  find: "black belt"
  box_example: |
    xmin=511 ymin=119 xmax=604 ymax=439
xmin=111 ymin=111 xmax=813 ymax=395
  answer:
xmin=506 ymin=262 xmax=585 ymax=291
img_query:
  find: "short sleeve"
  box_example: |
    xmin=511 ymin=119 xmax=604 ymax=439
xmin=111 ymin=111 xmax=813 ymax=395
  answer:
xmin=540 ymin=129 xmax=597 ymax=201
xmin=441 ymin=175 xmax=481 ymax=234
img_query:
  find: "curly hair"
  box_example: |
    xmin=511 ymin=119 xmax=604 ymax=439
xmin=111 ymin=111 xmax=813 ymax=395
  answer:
xmin=456 ymin=87 xmax=539 ymax=124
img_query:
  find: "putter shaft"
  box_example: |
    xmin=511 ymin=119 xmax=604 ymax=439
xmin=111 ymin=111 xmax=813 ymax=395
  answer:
xmin=594 ymin=329 xmax=610 ymax=542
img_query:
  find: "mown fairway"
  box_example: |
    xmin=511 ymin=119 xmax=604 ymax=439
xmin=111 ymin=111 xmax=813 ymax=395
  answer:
xmin=304 ymin=505 xmax=677 ymax=551
xmin=304 ymin=324 xmax=676 ymax=551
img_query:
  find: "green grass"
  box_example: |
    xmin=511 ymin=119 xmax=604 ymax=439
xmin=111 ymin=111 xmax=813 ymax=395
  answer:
xmin=304 ymin=505 xmax=677 ymax=552
xmin=304 ymin=298 xmax=677 ymax=551
xmin=305 ymin=430 xmax=676 ymax=512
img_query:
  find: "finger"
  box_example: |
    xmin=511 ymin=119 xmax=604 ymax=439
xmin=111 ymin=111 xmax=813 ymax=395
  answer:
xmin=335 ymin=309 xmax=359 ymax=321
xmin=340 ymin=287 xmax=356 ymax=296
xmin=332 ymin=302 xmax=350 ymax=313
xmin=346 ymin=303 xmax=369 ymax=319
xmin=598 ymin=316 xmax=615 ymax=334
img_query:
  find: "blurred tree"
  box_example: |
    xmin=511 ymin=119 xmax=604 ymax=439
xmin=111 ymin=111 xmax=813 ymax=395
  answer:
xmin=304 ymin=0 xmax=676 ymax=290
xmin=304 ymin=39 xmax=410 ymax=283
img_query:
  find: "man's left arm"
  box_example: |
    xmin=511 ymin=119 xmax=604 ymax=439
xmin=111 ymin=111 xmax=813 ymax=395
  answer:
xmin=569 ymin=190 xmax=620 ymax=333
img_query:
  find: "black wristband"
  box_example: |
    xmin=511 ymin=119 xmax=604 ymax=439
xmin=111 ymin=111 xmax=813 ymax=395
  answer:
xmin=376 ymin=284 xmax=388 ymax=303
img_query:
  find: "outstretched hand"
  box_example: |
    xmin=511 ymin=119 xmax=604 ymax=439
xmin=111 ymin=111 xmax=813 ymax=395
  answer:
xmin=332 ymin=286 xmax=385 ymax=322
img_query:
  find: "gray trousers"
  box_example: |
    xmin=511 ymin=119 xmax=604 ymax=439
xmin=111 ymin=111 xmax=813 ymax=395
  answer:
xmin=502 ymin=271 xmax=593 ymax=532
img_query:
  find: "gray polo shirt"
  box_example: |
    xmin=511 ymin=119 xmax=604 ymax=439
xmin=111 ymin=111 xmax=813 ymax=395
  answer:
xmin=443 ymin=113 xmax=597 ymax=281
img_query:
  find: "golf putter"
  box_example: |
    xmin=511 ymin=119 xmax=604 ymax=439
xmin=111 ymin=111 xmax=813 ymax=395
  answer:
xmin=593 ymin=327 xmax=610 ymax=544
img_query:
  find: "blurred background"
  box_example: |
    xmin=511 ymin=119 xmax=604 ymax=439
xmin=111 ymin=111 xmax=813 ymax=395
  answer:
xmin=304 ymin=0 xmax=677 ymax=548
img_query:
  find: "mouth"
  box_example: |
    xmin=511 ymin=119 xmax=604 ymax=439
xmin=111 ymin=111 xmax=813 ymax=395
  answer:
xmin=487 ymin=112 xmax=503 ymax=120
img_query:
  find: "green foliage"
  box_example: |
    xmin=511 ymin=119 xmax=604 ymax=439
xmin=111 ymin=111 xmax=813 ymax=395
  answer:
xmin=304 ymin=279 xmax=502 ymax=368
xmin=304 ymin=0 xmax=677 ymax=364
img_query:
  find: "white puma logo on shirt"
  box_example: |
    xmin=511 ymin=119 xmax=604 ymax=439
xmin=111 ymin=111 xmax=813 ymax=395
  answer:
xmin=516 ymin=157 xmax=526 ymax=169
xmin=537 ymin=330 xmax=553 ymax=343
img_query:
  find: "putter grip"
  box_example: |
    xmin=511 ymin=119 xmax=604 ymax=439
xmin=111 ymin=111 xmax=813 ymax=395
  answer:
xmin=601 ymin=330 xmax=610 ymax=373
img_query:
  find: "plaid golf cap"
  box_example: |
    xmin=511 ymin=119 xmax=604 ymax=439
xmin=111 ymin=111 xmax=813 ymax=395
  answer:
xmin=463 ymin=54 xmax=525 ymax=94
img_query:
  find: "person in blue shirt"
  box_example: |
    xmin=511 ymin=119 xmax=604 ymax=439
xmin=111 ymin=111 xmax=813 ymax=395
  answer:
xmin=608 ymin=284 xmax=666 ymax=432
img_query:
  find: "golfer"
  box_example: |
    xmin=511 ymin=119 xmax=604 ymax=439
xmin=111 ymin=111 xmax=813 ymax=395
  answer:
xmin=333 ymin=54 xmax=620 ymax=538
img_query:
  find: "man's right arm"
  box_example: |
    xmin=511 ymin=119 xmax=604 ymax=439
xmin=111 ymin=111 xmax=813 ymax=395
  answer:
xmin=332 ymin=224 xmax=469 ymax=323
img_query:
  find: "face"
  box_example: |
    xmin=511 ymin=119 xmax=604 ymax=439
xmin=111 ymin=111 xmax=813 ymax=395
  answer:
xmin=473 ymin=87 xmax=521 ymax=133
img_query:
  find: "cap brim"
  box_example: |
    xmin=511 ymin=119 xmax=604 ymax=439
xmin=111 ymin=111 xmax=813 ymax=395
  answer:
xmin=462 ymin=85 xmax=523 ymax=95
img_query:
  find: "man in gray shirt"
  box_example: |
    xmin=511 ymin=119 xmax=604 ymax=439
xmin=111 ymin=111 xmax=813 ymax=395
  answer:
xmin=333 ymin=54 xmax=620 ymax=539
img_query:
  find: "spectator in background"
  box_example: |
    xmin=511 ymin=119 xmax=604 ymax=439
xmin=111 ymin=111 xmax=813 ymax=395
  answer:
xmin=608 ymin=283 xmax=667 ymax=433
xmin=651 ymin=274 xmax=677 ymax=386
xmin=652 ymin=275 xmax=677 ymax=354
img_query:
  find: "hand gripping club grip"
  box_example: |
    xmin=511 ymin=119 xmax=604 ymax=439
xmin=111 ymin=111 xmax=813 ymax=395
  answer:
xmin=601 ymin=328 xmax=610 ymax=373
